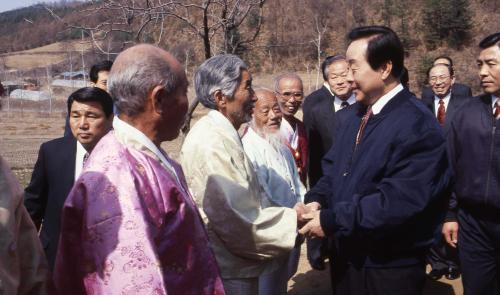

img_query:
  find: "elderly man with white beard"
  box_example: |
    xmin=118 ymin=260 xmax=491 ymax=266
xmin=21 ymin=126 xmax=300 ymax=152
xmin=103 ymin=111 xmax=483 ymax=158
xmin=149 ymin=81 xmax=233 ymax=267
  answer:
xmin=242 ymin=88 xmax=306 ymax=295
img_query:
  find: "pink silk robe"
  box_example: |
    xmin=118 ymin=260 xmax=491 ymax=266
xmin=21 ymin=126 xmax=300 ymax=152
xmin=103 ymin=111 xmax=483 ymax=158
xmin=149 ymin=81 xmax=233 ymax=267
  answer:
xmin=53 ymin=132 xmax=225 ymax=295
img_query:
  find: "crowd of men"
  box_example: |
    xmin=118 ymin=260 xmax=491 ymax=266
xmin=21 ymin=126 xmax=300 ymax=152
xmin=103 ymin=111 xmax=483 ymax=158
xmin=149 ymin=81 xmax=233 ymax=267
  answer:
xmin=0 ymin=26 xmax=498 ymax=295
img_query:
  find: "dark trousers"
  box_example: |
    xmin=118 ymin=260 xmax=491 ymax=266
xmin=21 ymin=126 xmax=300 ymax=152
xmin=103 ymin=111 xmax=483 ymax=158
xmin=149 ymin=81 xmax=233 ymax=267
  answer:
xmin=329 ymin=261 xmax=426 ymax=295
xmin=458 ymin=207 xmax=500 ymax=295
xmin=427 ymin=233 xmax=459 ymax=270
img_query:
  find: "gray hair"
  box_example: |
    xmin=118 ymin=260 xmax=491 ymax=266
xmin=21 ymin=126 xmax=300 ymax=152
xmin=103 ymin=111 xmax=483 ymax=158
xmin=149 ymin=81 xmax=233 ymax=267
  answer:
xmin=194 ymin=54 xmax=247 ymax=110
xmin=273 ymin=73 xmax=303 ymax=93
xmin=108 ymin=50 xmax=178 ymax=116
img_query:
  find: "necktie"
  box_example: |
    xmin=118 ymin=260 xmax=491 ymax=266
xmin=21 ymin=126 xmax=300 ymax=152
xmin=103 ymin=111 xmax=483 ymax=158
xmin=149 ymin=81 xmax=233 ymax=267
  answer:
xmin=356 ymin=106 xmax=372 ymax=147
xmin=437 ymin=99 xmax=446 ymax=125
xmin=341 ymin=101 xmax=349 ymax=109
xmin=495 ymin=102 xmax=500 ymax=119
xmin=83 ymin=152 xmax=89 ymax=167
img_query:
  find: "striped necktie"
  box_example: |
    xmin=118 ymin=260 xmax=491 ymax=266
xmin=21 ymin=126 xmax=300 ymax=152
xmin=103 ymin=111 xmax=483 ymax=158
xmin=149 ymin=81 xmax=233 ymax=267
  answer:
xmin=356 ymin=106 xmax=372 ymax=147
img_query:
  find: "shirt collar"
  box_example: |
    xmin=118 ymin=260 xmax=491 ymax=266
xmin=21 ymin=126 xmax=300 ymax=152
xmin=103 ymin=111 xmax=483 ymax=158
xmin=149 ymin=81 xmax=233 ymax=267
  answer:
xmin=207 ymin=110 xmax=242 ymax=144
xmin=371 ymin=83 xmax=404 ymax=115
xmin=492 ymin=95 xmax=499 ymax=109
xmin=434 ymin=91 xmax=451 ymax=102
xmin=113 ymin=116 xmax=182 ymax=185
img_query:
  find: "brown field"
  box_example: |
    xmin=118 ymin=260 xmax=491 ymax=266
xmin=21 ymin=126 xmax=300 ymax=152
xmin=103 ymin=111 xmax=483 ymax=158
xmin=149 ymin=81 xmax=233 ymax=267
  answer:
xmin=0 ymin=40 xmax=94 ymax=70
xmin=0 ymin=73 xmax=460 ymax=293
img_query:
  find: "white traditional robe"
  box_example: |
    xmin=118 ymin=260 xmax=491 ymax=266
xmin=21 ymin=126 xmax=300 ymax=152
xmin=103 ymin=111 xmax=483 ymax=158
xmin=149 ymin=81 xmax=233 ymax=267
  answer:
xmin=181 ymin=110 xmax=297 ymax=279
xmin=242 ymin=127 xmax=305 ymax=208
xmin=242 ymin=127 xmax=305 ymax=295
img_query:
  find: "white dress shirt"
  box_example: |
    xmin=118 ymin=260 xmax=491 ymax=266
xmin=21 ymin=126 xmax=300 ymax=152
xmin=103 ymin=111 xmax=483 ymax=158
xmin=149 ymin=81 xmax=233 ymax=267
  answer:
xmin=74 ymin=141 xmax=86 ymax=182
xmin=434 ymin=92 xmax=451 ymax=117
xmin=324 ymin=82 xmax=357 ymax=112
xmin=492 ymin=95 xmax=499 ymax=114
xmin=371 ymin=84 xmax=404 ymax=115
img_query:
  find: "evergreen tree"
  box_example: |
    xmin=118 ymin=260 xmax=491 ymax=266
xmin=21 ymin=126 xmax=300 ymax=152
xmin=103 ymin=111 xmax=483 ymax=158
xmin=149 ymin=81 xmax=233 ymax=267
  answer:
xmin=422 ymin=0 xmax=472 ymax=49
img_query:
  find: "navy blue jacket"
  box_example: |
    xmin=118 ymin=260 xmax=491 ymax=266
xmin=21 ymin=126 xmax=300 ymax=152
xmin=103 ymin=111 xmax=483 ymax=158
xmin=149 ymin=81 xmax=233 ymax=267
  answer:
xmin=447 ymin=94 xmax=500 ymax=216
xmin=305 ymin=88 xmax=452 ymax=268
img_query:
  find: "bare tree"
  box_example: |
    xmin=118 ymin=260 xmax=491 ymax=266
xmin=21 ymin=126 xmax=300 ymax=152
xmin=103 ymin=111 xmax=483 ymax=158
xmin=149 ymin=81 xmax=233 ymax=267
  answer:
xmin=45 ymin=0 xmax=267 ymax=133
xmin=312 ymin=15 xmax=327 ymax=89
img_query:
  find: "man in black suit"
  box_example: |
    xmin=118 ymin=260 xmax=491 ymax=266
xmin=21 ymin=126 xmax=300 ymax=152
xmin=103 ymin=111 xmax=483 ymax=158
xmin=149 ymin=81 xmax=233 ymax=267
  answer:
xmin=25 ymin=87 xmax=113 ymax=270
xmin=421 ymin=55 xmax=473 ymax=100
xmin=302 ymin=55 xmax=356 ymax=271
xmin=443 ymin=32 xmax=500 ymax=295
xmin=303 ymin=55 xmax=356 ymax=188
xmin=422 ymin=63 xmax=470 ymax=281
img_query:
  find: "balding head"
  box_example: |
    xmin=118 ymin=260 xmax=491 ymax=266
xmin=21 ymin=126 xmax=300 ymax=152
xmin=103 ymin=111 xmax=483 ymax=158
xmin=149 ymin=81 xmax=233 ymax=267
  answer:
xmin=252 ymin=88 xmax=282 ymax=134
xmin=109 ymin=44 xmax=185 ymax=117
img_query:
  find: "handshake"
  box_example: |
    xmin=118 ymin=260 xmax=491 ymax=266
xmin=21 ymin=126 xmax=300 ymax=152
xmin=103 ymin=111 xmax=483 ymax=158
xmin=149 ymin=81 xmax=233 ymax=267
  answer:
xmin=293 ymin=202 xmax=325 ymax=238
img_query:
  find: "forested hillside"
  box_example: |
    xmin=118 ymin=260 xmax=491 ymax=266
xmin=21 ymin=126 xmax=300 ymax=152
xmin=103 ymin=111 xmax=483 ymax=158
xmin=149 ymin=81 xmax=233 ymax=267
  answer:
xmin=0 ymin=0 xmax=498 ymax=93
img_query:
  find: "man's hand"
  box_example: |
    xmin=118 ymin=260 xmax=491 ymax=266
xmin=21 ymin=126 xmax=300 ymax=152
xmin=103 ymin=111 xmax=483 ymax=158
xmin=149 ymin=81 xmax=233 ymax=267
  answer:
xmin=294 ymin=202 xmax=310 ymax=227
xmin=298 ymin=210 xmax=325 ymax=238
xmin=306 ymin=201 xmax=321 ymax=212
xmin=442 ymin=221 xmax=459 ymax=248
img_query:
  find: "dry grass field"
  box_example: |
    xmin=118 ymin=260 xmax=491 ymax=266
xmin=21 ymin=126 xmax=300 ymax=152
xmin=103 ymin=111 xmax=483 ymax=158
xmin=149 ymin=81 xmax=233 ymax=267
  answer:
xmin=0 ymin=40 xmax=94 ymax=70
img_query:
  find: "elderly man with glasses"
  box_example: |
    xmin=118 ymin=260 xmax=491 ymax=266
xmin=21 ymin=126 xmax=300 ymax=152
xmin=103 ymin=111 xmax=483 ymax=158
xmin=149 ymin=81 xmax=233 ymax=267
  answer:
xmin=274 ymin=73 xmax=308 ymax=185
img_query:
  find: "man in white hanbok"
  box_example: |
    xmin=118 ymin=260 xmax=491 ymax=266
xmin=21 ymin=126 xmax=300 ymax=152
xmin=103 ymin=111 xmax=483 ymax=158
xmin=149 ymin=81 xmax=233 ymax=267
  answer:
xmin=242 ymin=89 xmax=305 ymax=295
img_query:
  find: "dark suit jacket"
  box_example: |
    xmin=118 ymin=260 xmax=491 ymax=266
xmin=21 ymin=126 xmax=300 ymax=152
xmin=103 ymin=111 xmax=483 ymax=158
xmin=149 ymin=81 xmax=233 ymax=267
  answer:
xmin=421 ymin=92 xmax=471 ymax=134
xmin=24 ymin=136 xmax=76 ymax=270
xmin=421 ymin=83 xmax=472 ymax=102
xmin=303 ymin=86 xmax=338 ymax=187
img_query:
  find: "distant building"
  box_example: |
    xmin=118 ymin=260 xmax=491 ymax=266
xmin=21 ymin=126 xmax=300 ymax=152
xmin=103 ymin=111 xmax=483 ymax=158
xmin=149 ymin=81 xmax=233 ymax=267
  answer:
xmin=51 ymin=79 xmax=89 ymax=88
xmin=9 ymin=89 xmax=51 ymax=101
xmin=57 ymin=71 xmax=88 ymax=80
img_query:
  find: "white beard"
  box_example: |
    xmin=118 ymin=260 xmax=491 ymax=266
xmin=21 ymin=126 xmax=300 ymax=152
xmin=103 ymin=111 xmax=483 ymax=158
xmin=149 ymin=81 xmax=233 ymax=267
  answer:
xmin=250 ymin=120 xmax=285 ymax=152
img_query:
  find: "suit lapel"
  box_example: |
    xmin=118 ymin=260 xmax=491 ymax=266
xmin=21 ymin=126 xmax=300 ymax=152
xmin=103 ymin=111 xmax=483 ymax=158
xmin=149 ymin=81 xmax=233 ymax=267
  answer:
xmin=61 ymin=138 xmax=77 ymax=186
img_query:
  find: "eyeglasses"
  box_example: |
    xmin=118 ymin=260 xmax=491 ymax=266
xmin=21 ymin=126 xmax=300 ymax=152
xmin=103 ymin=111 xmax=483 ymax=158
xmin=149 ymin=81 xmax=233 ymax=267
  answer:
xmin=429 ymin=75 xmax=451 ymax=84
xmin=278 ymin=91 xmax=304 ymax=101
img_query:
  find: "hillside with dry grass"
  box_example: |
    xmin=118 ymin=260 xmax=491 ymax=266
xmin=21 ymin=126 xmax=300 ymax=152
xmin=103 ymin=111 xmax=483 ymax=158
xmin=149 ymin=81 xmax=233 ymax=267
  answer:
xmin=0 ymin=0 xmax=498 ymax=95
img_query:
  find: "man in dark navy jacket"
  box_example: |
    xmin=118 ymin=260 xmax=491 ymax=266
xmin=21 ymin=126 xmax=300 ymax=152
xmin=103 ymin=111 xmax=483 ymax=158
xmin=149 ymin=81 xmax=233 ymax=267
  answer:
xmin=423 ymin=63 xmax=470 ymax=281
xmin=442 ymin=32 xmax=500 ymax=295
xmin=299 ymin=26 xmax=452 ymax=295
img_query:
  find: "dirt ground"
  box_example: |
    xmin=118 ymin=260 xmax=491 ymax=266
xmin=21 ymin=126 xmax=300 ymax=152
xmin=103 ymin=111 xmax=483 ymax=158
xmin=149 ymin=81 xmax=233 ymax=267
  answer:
xmin=0 ymin=109 xmax=462 ymax=295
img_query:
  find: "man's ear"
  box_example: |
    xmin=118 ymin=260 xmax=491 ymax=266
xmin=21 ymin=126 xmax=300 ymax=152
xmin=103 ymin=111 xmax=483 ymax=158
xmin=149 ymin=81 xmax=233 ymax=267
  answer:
xmin=150 ymin=85 xmax=165 ymax=114
xmin=214 ymin=90 xmax=226 ymax=109
xmin=380 ymin=61 xmax=393 ymax=81
xmin=451 ymin=76 xmax=456 ymax=85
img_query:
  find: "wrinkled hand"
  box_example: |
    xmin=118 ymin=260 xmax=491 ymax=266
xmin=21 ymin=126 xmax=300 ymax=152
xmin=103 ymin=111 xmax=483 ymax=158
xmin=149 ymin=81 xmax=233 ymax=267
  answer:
xmin=294 ymin=202 xmax=310 ymax=227
xmin=442 ymin=221 xmax=459 ymax=248
xmin=298 ymin=210 xmax=325 ymax=238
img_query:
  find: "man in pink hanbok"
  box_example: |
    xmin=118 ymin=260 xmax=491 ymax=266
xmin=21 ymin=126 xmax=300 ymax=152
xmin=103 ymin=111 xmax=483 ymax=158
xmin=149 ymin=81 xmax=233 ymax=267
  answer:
xmin=53 ymin=44 xmax=225 ymax=295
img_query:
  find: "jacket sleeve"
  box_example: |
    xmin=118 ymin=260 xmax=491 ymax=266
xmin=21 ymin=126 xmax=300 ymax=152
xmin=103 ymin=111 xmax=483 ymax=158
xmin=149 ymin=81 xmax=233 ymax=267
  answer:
xmin=319 ymin=125 xmax=452 ymax=239
xmin=24 ymin=144 xmax=48 ymax=230
xmin=445 ymin=116 xmax=460 ymax=221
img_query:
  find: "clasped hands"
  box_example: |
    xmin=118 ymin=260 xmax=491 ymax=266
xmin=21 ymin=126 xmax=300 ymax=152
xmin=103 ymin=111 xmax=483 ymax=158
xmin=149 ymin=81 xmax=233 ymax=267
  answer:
xmin=293 ymin=201 xmax=325 ymax=238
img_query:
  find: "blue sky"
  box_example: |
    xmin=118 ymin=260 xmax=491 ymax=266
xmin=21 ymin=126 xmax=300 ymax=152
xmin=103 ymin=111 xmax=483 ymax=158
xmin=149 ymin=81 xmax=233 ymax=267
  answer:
xmin=0 ymin=1 xmax=58 ymax=13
